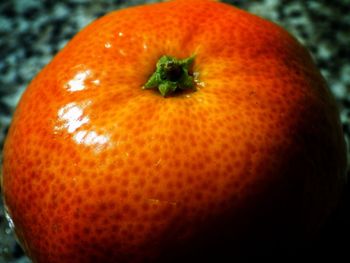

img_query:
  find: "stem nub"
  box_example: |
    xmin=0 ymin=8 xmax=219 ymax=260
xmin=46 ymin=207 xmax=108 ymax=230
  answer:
xmin=143 ymin=55 xmax=196 ymax=97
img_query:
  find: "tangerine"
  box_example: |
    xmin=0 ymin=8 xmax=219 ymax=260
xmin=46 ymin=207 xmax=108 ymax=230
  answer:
xmin=1 ymin=0 xmax=347 ymax=262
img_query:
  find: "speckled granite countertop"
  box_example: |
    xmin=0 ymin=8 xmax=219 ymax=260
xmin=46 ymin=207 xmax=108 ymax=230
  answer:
xmin=1 ymin=0 xmax=349 ymax=262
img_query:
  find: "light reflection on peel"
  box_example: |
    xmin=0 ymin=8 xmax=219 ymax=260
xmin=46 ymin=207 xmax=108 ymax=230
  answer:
xmin=55 ymin=102 xmax=90 ymax=133
xmin=105 ymin=42 xmax=112 ymax=48
xmin=66 ymin=70 xmax=91 ymax=92
xmin=73 ymin=130 xmax=109 ymax=146
xmin=147 ymin=198 xmax=177 ymax=207
xmin=65 ymin=67 xmax=101 ymax=92
xmin=143 ymin=42 xmax=148 ymax=50
xmin=91 ymin=79 xmax=100 ymax=85
xmin=54 ymin=102 xmax=110 ymax=149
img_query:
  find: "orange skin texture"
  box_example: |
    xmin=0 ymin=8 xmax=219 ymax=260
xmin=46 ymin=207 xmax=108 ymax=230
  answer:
xmin=1 ymin=0 xmax=347 ymax=262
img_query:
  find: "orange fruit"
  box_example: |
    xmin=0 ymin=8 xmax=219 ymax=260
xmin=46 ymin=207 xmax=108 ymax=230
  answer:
xmin=1 ymin=0 xmax=347 ymax=262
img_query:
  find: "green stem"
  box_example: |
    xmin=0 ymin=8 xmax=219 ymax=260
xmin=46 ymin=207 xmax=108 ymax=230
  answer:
xmin=143 ymin=55 xmax=196 ymax=97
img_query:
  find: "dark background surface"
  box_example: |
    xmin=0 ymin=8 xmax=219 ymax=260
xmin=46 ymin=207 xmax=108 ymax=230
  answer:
xmin=0 ymin=0 xmax=349 ymax=262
